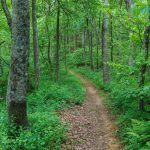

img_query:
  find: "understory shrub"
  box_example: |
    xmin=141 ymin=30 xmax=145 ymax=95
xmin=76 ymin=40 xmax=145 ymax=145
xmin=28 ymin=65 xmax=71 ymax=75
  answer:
xmin=76 ymin=67 xmax=150 ymax=150
xmin=0 ymin=70 xmax=85 ymax=149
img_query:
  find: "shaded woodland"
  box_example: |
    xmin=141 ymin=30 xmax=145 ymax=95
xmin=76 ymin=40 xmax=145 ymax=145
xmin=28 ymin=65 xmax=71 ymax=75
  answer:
xmin=0 ymin=0 xmax=150 ymax=149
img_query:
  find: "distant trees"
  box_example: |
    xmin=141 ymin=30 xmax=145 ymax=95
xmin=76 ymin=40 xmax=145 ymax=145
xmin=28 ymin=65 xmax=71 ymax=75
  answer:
xmin=7 ymin=0 xmax=30 ymax=127
xmin=32 ymin=0 xmax=40 ymax=88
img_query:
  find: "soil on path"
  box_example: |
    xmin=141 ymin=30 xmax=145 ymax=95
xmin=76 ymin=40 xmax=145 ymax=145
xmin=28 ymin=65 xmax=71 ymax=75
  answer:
xmin=61 ymin=71 xmax=122 ymax=150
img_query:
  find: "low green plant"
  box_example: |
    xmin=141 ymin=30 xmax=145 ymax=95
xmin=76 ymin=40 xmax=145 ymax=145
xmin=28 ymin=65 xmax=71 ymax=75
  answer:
xmin=0 ymin=70 xmax=85 ymax=149
xmin=0 ymin=112 xmax=65 ymax=150
xmin=76 ymin=67 xmax=150 ymax=150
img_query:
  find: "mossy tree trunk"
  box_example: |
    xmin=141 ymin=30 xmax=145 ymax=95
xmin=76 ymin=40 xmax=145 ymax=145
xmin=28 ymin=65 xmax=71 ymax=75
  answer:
xmin=102 ymin=0 xmax=110 ymax=84
xmin=7 ymin=0 xmax=30 ymax=127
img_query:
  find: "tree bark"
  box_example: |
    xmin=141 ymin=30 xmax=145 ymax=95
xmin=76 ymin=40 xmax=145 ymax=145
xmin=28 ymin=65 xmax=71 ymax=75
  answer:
xmin=32 ymin=0 xmax=40 ymax=88
xmin=102 ymin=0 xmax=110 ymax=84
xmin=110 ymin=15 xmax=113 ymax=62
xmin=1 ymin=0 xmax=12 ymax=31
xmin=0 ymin=57 xmax=3 ymax=76
xmin=124 ymin=0 xmax=132 ymax=12
xmin=124 ymin=0 xmax=135 ymax=66
xmin=89 ymin=31 xmax=93 ymax=70
xmin=139 ymin=1 xmax=150 ymax=110
xmin=139 ymin=27 xmax=150 ymax=110
xmin=74 ymin=33 xmax=78 ymax=50
xmin=7 ymin=0 xmax=30 ymax=127
xmin=46 ymin=22 xmax=53 ymax=79
xmin=55 ymin=0 xmax=60 ymax=81
xmin=64 ymin=26 xmax=67 ymax=72
xmin=82 ymin=28 xmax=87 ymax=67
xmin=96 ymin=32 xmax=99 ymax=71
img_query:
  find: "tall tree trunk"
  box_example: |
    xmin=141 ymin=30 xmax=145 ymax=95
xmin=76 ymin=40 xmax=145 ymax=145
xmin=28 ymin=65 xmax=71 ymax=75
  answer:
xmin=97 ymin=12 xmax=102 ymax=71
xmin=89 ymin=31 xmax=93 ymax=70
xmin=96 ymin=33 xmax=99 ymax=71
xmin=139 ymin=0 xmax=150 ymax=110
xmin=0 ymin=57 xmax=3 ymax=76
xmin=55 ymin=0 xmax=60 ymax=81
xmin=64 ymin=27 xmax=67 ymax=72
xmin=45 ymin=2 xmax=53 ymax=79
xmin=110 ymin=15 xmax=113 ymax=62
xmin=7 ymin=0 xmax=30 ymax=127
xmin=124 ymin=0 xmax=132 ymax=12
xmin=66 ymin=18 xmax=69 ymax=45
xmin=74 ymin=33 xmax=78 ymax=50
xmin=86 ymin=18 xmax=91 ymax=69
xmin=32 ymin=0 xmax=40 ymax=88
xmin=46 ymin=22 xmax=53 ymax=79
xmin=139 ymin=13 xmax=150 ymax=110
xmin=102 ymin=0 xmax=110 ymax=84
xmin=82 ymin=28 xmax=87 ymax=67
xmin=124 ymin=0 xmax=135 ymax=66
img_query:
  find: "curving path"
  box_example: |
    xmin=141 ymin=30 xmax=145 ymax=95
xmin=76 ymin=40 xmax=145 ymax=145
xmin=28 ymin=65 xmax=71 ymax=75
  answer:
xmin=61 ymin=71 xmax=122 ymax=150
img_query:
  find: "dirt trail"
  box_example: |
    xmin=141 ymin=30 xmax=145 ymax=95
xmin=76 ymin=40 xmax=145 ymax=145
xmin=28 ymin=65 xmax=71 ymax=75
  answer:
xmin=61 ymin=71 xmax=122 ymax=150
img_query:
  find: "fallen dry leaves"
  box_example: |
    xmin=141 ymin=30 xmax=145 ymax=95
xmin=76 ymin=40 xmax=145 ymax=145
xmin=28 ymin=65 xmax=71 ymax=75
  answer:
xmin=61 ymin=72 xmax=122 ymax=150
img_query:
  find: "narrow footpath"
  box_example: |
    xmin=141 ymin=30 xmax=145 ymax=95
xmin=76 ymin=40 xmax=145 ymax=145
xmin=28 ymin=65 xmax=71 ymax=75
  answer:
xmin=61 ymin=71 xmax=122 ymax=150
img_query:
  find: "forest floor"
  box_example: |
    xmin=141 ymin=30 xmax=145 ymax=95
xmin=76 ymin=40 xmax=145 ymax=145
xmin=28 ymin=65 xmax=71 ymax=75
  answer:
xmin=61 ymin=71 xmax=122 ymax=150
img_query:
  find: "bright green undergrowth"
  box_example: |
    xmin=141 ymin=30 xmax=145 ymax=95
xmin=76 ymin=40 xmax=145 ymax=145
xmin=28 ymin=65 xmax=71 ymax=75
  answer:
xmin=76 ymin=67 xmax=150 ymax=150
xmin=0 ymin=70 xmax=85 ymax=150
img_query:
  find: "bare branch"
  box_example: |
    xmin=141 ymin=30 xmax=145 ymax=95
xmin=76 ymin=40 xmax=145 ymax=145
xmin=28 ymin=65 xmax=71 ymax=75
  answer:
xmin=0 ymin=41 xmax=5 ymax=46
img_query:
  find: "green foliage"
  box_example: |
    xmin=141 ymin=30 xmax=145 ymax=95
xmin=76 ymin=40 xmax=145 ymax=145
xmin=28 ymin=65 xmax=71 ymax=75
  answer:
xmin=0 ymin=113 xmax=65 ymax=150
xmin=68 ymin=48 xmax=85 ymax=66
xmin=0 ymin=77 xmax=7 ymax=99
xmin=125 ymin=120 xmax=150 ymax=150
xmin=0 ymin=70 xmax=85 ymax=149
xmin=68 ymin=48 xmax=102 ymax=68
xmin=75 ymin=67 xmax=103 ymax=89
xmin=76 ymin=67 xmax=150 ymax=150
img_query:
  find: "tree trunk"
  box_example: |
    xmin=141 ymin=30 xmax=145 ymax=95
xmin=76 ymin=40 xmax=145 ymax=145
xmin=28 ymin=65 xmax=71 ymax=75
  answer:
xmin=124 ymin=0 xmax=132 ymax=12
xmin=139 ymin=2 xmax=150 ymax=110
xmin=74 ymin=33 xmax=78 ymax=50
xmin=97 ymin=12 xmax=102 ymax=71
xmin=110 ymin=15 xmax=113 ymax=62
xmin=7 ymin=0 xmax=30 ymax=127
xmin=89 ymin=31 xmax=93 ymax=70
xmin=96 ymin=33 xmax=99 ymax=71
xmin=124 ymin=0 xmax=135 ymax=66
xmin=82 ymin=28 xmax=87 ymax=67
xmin=46 ymin=22 xmax=53 ymax=79
xmin=102 ymin=0 xmax=110 ymax=84
xmin=55 ymin=0 xmax=60 ymax=81
xmin=64 ymin=27 xmax=67 ymax=72
xmin=0 ymin=57 xmax=3 ymax=76
xmin=45 ymin=2 xmax=53 ymax=79
xmin=139 ymin=26 xmax=150 ymax=110
xmin=32 ymin=0 xmax=40 ymax=88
